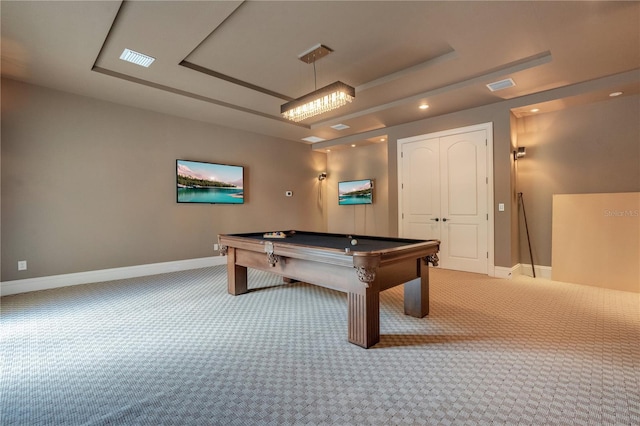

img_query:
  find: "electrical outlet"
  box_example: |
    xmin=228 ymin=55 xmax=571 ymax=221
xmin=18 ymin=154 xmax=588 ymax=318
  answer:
xmin=498 ymin=203 xmax=505 ymax=212
xmin=18 ymin=260 xmax=27 ymax=271
xmin=214 ymin=244 xmax=219 ymax=251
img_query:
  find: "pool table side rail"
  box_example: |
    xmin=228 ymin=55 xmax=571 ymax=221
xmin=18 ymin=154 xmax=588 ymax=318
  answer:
xmin=226 ymin=230 xmax=433 ymax=244
xmin=219 ymin=234 xmax=354 ymax=268
xmin=352 ymin=241 xmax=439 ymax=265
xmin=218 ymin=234 xmax=439 ymax=269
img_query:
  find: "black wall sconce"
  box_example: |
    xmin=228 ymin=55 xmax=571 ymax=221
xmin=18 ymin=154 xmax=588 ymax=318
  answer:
xmin=513 ymin=147 xmax=526 ymax=160
xmin=318 ymin=172 xmax=327 ymax=181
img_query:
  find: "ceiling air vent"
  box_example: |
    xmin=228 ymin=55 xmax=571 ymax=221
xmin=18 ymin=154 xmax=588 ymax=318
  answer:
xmin=301 ymin=136 xmax=326 ymax=143
xmin=119 ymin=48 xmax=155 ymax=68
xmin=330 ymin=124 xmax=350 ymax=130
xmin=486 ymin=78 xmax=516 ymax=92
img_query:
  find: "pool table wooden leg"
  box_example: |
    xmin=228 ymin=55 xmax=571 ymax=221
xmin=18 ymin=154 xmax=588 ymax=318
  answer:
xmin=404 ymin=258 xmax=429 ymax=317
xmin=347 ymin=288 xmax=380 ymax=348
xmin=226 ymin=247 xmax=248 ymax=295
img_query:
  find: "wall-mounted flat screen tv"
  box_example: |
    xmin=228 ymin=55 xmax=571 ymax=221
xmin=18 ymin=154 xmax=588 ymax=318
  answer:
xmin=338 ymin=179 xmax=373 ymax=205
xmin=177 ymin=159 xmax=244 ymax=204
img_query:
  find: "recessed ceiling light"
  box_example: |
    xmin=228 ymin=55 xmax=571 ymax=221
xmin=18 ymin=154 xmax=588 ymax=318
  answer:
xmin=609 ymin=91 xmax=623 ymax=97
xmin=380 ymin=138 xmax=385 ymax=142
xmin=530 ymin=108 xmax=540 ymax=113
xmin=301 ymin=136 xmax=326 ymax=143
xmin=119 ymin=48 xmax=155 ymax=67
xmin=351 ymin=144 xmax=356 ymax=147
xmin=419 ymin=104 xmax=429 ymax=110
xmin=330 ymin=123 xmax=350 ymax=130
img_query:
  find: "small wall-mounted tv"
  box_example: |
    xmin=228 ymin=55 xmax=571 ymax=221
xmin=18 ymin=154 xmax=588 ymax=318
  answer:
xmin=338 ymin=179 xmax=373 ymax=205
xmin=177 ymin=159 xmax=244 ymax=204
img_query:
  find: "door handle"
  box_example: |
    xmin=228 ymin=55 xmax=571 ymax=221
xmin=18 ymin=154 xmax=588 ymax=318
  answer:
xmin=442 ymin=218 xmax=448 ymax=222
xmin=430 ymin=218 xmax=440 ymax=222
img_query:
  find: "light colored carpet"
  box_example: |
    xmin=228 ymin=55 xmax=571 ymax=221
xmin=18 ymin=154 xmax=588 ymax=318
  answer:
xmin=1 ymin=266 xmax=638 ymax=425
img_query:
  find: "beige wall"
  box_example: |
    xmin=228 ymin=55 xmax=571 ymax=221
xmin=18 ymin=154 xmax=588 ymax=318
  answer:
xmin=3 ymin=77 xmax=638 ymax=283
xmin=515 ymin=95 xmax=640 ymax=267
xmin=1 ymin=79 xmax=327 ymax=282
xmin=325 ymin=143 xmax=389 ymax=236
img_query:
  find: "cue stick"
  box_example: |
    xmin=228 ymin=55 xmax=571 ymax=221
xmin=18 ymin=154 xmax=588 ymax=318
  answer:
xmin=518 ymin=192 xmax=536 ymax=278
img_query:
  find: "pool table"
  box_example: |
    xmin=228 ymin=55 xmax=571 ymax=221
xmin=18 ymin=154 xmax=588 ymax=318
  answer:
xmin=218 ymin=230 xmax=440 ymax=348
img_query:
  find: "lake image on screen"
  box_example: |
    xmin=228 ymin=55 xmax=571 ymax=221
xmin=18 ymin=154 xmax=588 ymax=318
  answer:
xmin=339 ymin=179 xmax=373 ymax=205
xmin=177 ymin=160 xmax=243 ymax=204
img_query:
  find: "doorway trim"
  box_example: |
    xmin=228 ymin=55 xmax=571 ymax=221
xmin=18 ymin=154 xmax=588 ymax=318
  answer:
xmin=397 ymin=122 xmax=495 ymax=276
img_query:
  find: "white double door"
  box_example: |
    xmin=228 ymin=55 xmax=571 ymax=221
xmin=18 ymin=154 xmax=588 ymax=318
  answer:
xmin=399 ymin=128 xmax=488 ymax=274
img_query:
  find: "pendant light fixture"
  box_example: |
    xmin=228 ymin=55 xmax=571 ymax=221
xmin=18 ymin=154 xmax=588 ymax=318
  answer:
xmin=281 ymin=44 xmax=355 ymax=122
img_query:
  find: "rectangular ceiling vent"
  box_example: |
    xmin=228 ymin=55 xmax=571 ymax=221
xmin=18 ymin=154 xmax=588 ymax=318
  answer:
xmin=301 ymin=136 xmax=326 ymax=143
xmin=486 ymin=78 xmax=516 ymax=92
xmin=330 ymin=123 xmax=350 ymax=130
xmin=120 ymin=48 xmax=155 ymax=68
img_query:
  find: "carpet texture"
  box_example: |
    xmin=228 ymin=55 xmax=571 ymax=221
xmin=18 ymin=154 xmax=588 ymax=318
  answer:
xmin=1 ymin=266 xmax=638 ymax=425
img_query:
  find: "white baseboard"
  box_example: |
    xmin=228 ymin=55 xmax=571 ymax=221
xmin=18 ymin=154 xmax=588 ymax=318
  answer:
xmin=492 ymin=265 xmax=519 ymax=279
xmin=0 ymin=256 xmax=227 ymax=296
xmin=492 ymin=264 xmax=553 ymax=280
xmin=513 ymin=263 xmax=553 ymax=280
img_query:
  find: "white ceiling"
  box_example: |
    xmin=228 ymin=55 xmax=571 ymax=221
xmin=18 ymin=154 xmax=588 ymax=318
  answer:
xmin=2 ymin=1 xmax=639 ymax=149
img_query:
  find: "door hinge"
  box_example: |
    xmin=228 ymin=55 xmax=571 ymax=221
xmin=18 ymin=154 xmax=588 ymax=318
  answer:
xmin=401 ymin=151 xmax=404 ymax=158
xmin=487 ymin=252 xmax=489 ymax=258
xmin=402 ymin=213 xmax=404 ymax=219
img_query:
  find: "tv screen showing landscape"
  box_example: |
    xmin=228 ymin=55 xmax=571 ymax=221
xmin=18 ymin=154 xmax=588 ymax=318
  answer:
xmin=177 ymin=160 xmax=244 ymax=204
xmin=338 ymin=179 xmax=373 ymax=205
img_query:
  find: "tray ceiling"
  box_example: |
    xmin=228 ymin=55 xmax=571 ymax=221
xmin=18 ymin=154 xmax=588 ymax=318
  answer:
xmin=2 ymin=1 xmax=639 ymax=148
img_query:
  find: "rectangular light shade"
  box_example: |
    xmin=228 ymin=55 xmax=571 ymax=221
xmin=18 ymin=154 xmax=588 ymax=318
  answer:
xmin=281 ymin=81 xmax=355 ymax=122
xmin=119 ymin=48 xmax=155 ymax=68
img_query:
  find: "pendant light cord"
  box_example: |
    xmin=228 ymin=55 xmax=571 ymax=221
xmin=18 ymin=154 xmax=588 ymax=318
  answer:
xmin=313 ymin=60 xmax=317 ymax=90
